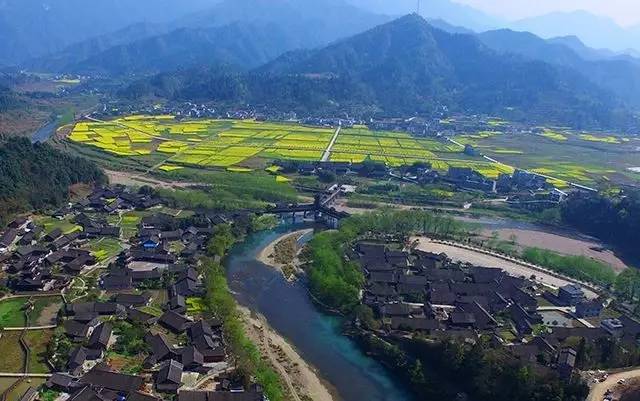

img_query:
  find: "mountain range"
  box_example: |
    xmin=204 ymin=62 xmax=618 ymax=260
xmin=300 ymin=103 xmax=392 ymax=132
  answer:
xmin=4 ymin=0 xmax=640 ymax=130
xmin=120 ymin=14 xmax=632 ymax=129
xmin=0 ymin=0 xmax=218 ymax=65
xmin=511 ymin=11 xmax=640 ymax=54
xmin=477 ymin=29 xmax=640 ymax=107
xmin=27 ymin=0 xmax=390 ymax=74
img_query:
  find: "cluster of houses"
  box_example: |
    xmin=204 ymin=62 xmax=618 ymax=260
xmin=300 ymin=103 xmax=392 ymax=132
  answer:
xmin=355 ymin=241 xmax=640 ymax=378
xmin=0 ymin=185 xmax=268 ymax=401
xmin=0 ymin=186 xmax=164 ymax=293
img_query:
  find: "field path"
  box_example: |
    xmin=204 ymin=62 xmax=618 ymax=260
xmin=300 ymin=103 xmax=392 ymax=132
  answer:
xmin=321 ymin=126 xmax=341 ymax=162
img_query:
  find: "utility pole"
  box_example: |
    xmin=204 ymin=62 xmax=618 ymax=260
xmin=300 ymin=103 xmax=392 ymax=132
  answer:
xmin=417 ymin=0 xmax=421 ymax=15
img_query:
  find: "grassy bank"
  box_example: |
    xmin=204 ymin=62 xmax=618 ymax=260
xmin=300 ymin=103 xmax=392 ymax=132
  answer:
xmin=521 ymin=247 xmax=617 ymax=286
xmin=307 ymin=210 xmax=469 ymax=312
xmin=202 ymin=258 xmax=285 ymax=401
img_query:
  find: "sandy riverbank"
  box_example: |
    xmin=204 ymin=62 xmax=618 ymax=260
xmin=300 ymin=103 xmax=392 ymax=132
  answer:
xmin=479 ymin=228 xmax=628 ymax=272
xmin=239 ymin=306 xmax=338 ymax=401
xmin=257 ymin=229 xmax=313 ymax=271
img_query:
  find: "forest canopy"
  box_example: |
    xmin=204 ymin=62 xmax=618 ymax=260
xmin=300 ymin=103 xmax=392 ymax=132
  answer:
xmin=0 ymin=137 xmax=105 ymax=223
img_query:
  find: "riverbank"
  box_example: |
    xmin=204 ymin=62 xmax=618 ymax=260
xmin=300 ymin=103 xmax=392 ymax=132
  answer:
xmin=239 ymin=306 xmax=338 ymax=401
xmin=257 ymin=229 xmax=313 ymax=277
xmin=226 ymin=226 xmax=414 ymax=401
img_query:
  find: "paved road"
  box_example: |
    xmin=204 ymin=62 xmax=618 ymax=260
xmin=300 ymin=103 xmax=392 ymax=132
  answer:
xmin=321 ymin=126 xmax=341 ymax=162
xmin=3 ymin=325 xmax=57 ymax=331
xmin=587 ymin=369 xmax=640 ymax=401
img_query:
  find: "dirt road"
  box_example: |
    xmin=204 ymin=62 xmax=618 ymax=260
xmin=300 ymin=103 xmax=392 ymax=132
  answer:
xmin=587 ymin=369 xmax=640 ymax=401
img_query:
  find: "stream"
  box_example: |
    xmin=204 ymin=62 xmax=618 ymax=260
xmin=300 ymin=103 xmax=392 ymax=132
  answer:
xmin=225 ymin=224 xmax=414 ymax=401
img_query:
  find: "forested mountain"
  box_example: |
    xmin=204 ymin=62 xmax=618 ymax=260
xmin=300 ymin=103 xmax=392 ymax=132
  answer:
xmin=39 ymin=23 xmax=316 ymax=75
xmin=31 ymin=0 xmax=389 ymax=76
xmin=0 ymin=138 xmax=105 ymax=223
xmin=562 ymin=190 xmax=640 ymax=260
xmin=27 ymin=23 xmax=170 ymax=73
xmin=477 ymin=29 xmax=640 ymax=107
xmin=261 ymin=14 xmax=628 ymax=126
xmin=345 ymin=0 xmax=502 ymax=31
xmin=0 ymin=87 xmax=20 ymax=113
xmin=121 ymin=14 xmax=634 ymax=129
xmin=0 ymin=0 xmax=218 ymax=65
xmin=177 ymin=0 xmax=388 ymax=38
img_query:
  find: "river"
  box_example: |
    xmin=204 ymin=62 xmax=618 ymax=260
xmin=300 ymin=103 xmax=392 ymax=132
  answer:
xmin=225 ymin=224 xmax=414 ymax=401
xmin=31 ymin=120 xmax=58 ymax=144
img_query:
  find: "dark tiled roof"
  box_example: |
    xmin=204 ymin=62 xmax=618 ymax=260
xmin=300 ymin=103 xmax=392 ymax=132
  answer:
xmin=157 ymin=360 xmax=183 ymax=385
xmin=160 ymin=311 xmax=192 ymax=333
xmin=178 ymin=391 xmax=264 ymax=401
xmin=88 ymin=323 xmax=113 ymax=349
xmin=80 ymin=369 xmax=144 ymax=393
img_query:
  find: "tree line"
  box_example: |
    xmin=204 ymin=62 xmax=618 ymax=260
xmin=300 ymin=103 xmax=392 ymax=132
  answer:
xmin=352 ymin=316 xmax=590 ymax=401
xmin=561 ymin=190 xmax=640 ymax=260
xmin=0 ymin=137 xmax=105 ymax=224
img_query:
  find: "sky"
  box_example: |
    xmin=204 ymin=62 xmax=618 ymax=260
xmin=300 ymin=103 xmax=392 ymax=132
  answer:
xmin=453 ymin=0 xmax=640 ymax=26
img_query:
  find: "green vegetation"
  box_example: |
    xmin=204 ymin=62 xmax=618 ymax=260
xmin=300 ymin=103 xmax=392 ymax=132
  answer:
xmin=521 ymin=248 xmax=616 ymax=286
xmin=34 ymin=215 xmax=82 ymax=235
xmin=307 ymin=231 xmax=364 ymax=311
xmin=250 ymin=215 xmax=279 ymax=232
xmin=203 ymin=259 xmax=284 ymax=401
xmin=186 ymin=297 xmax=206 ymax=315
xmin=206 ymin=224 xmax=237 ymax=257
xmin=0 ymin=331 xmax=25 ymax=372
xmin=112 ymin=321 xmax=149 ymax=356
xmin=0 ymin=298 xmax=28 ymax=327
xmin=355 ymin=334 xmax=589 ymax=401
xmin=0 ymin=137 xmax=105 ymax=224
xmin=156 ymin=169 xmax=297 ymax=211
xmin=46 ymin=328 xmax=73 ymax=371
xmin=561 ymin=190 xmax=640 ymax=260
xmin=85 ymin=237 xmax=123 ymax=261
xmin=24 ymin=329 xmax=55 ymax=373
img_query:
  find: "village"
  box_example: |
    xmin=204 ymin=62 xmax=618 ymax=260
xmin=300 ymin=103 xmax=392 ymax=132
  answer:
xmin=0 ymin=175 xmax=637 ymax=401
xmin=354 ymin=237 xmax=640 ymax=386
xmin=0 ymin=185 xmax=265 ymax=401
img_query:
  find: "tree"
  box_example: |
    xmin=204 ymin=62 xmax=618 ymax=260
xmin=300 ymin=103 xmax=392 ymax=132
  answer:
xmin=206 ymin=224 xmax=237 ymax=257
xmin=318 ymin=170 xmax=336 ymax=183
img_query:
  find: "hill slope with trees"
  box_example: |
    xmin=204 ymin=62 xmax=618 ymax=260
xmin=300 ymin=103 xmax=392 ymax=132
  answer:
xmin=121 ymin=14 xmax=634 ymax=130
xmin=0 ymin=138 xmax=105 ymax=223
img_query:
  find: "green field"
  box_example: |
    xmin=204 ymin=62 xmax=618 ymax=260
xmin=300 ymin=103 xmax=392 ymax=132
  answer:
xmin=68 ymin=116 xmax=334 ymax=169
xmin=454 ymin=128 xmax=638 ymax=187
xmin=67 ymin=116 xmax=638 ymax=187
xmin=84 ymin=237 xmax=123 ymax=262
xmin=0 ymin=296 xmax=63 ymax=328
xmin=0 ymin=298 xmax=28 ymax=327
xmin=68 ymin=116 xmax=511 ymax=178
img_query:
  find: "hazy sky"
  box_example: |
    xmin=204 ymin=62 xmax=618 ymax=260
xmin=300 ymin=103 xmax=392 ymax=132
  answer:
xmin=453 ymin=0 xmax=640 ymax=26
